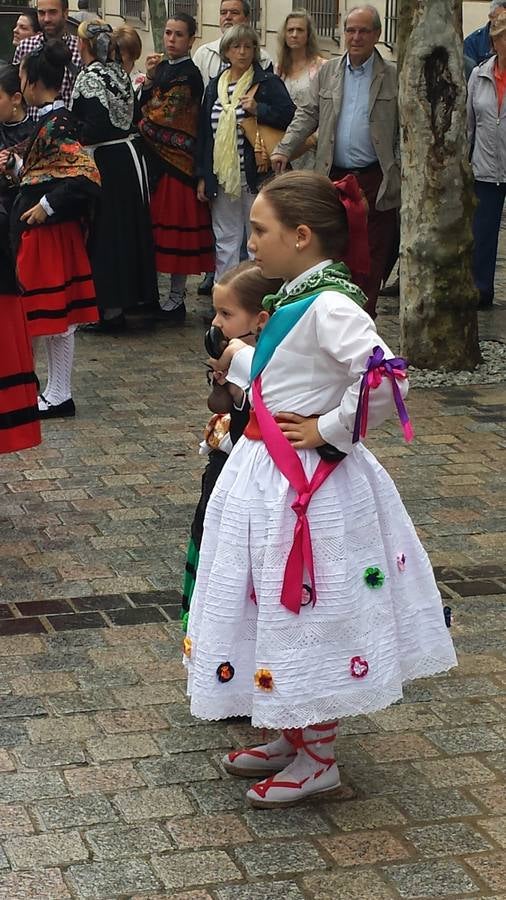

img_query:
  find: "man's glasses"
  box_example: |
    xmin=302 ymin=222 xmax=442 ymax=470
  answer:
xmin=344 ymin=27 xmax=375 ymax=35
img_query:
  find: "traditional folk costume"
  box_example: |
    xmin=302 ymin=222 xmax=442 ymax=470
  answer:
xmin=185 ymin=260 xmax=457 ymax=806
xmin=72 ymin=60 xmax=159 ymax=317
xmin=12 ymin=103 xmax=100 ymax=417
xmin=0 ymin=198 xmax=40 ymax=453
xmin=181 ymin=395 xmax=250 ymax=632
xmin=139 ymin=57 xmax=214 ymax=311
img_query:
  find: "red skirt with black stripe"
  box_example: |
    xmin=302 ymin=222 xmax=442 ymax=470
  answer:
xmin=150 ymin=175 xmax=215 ymax=275
xmin=17 ymin=221 xmax=98 ymax=337
xmin=0 ymin=293 xmax=41 ymax=453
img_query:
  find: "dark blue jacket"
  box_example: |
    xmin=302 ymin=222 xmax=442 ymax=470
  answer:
xmin=197 ymin=62 xmax=295 ymax=198
xmin=464 ymin=23 xmax=493 ymax=67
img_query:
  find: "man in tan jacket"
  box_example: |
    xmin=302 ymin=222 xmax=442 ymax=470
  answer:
xmin=272 ymin=5 xmax=400 ymax=318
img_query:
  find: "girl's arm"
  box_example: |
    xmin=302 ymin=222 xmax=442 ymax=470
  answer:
xmin=315 ymin=297 xmax=409 ymax=454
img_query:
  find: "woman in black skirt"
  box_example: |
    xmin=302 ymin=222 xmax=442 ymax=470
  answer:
xmin=72 ymin=20 xmax=159 ymax=332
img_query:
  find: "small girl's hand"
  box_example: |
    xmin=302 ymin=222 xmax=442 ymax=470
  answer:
xmin=20 ymin=203 xmax=47 ymax=225
xmin=276 ymin=412 xmax=325 ymax=449
xmin=208 ymin=338 xmax=248 ymax=373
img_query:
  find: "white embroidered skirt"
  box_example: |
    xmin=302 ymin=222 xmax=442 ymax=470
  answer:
xmin=185 ymin=439 xmax=457 ymax=729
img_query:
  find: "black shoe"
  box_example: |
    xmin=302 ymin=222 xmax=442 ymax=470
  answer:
xmin=82 ymin=314 xmax=127 ymax=333
xmin=155 ymin=303 xmax=186 ymax=325
xmin=38 ymin=398 xmax=76 ymax=420
xmin=478 ymin=291 xmax=494 ymax=308
xmin=197 ymin=272 xmax=214 ymax=296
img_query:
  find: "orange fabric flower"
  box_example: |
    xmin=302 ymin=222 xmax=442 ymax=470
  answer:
xmin=254 ymin=668 xmax=274 ymax=691
xmin=183 ymin=636 xmax=192 ymax=658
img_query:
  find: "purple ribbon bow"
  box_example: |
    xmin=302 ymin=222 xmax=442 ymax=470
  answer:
xmin=352 ymin=346 xmax=414 ymax=444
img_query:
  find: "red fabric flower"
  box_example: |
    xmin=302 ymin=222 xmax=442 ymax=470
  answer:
xmin=350 ymin=656 xmax=369 ymax=678
xmin=255 ymin=668 xmax=274 ymax=691
xmin=217 ymin=662 xmax=235 ymax=683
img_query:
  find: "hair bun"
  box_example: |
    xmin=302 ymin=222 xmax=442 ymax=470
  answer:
xmin=43 ymin=38 xmax=72 ymax=68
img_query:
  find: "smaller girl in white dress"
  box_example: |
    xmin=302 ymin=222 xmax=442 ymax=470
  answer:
xmin=185 ymin=170 xmax=457 ymax=808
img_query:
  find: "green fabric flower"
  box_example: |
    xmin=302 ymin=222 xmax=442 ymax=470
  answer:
xmin=180 ymin=611 xmax=189 ymax=633
xmin=364 ymin=566 xmax=385 ymax=589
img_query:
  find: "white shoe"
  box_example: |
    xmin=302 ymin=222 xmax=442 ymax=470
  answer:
xmin=245 ymin=722 xmax=340 ymax=807
xmin=247 ymin=760 xmax=341 ymax=808
xmin=223 ymin=731 xmax=296 ymax=778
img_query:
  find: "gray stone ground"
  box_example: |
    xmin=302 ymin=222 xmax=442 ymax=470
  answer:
xmin=0 ymin=237 xmax=504 ymax=898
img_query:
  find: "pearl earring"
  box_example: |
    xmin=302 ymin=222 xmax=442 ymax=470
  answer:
xmin=12 ymin=106 xmax=17 ymax=114
xmin=295 ymin=241 xmax=300 ymax=250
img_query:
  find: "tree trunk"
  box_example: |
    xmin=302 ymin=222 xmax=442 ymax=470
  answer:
xmin=398 ymin=0 xmax=481 ymax=370
xmin=148 ymin=0 xmax=167 ymax=52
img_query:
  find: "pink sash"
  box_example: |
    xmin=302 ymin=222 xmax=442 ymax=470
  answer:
xmin=251 ymin=376 xmax=343 ymax=615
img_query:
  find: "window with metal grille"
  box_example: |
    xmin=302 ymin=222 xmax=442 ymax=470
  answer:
xmin=120 ymin=0 xmax=146 ymax=22
xmin=384 ymin=0 xmax=398 ymax=47
xmin=292 ymin=0 xmax=338 ymax=40
xmin=167 ymin=0 xmax=198 ymax=17
xmin=249 ymin=0 xmax=261 ymax=32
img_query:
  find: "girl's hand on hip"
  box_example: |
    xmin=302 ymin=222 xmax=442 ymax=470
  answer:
xmin=20 ymin=203 xmax=47 ymax=225
xmin=276 ymin=412 xmax=325 ymax=449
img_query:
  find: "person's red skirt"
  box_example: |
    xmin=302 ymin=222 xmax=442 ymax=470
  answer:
xmin=0 ymin=293 xmax=41 ymax=453
xmin=150 ymin=175 xmax=215 ymax=275
xmin=17 ymin=221 xmax=98 ymax=337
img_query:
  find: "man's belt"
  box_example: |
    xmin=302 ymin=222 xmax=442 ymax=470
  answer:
xmin=330 ymin=161 xmax=380 ymax=176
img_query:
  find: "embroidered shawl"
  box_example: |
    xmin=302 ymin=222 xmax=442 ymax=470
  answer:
xmin=21 ymin=109 xmax=101 ymax=188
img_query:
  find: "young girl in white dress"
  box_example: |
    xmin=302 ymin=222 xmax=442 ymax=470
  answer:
xmin=184 ymin=170 xmax=457 ymax=808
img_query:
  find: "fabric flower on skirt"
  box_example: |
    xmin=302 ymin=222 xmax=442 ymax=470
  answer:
xmin=364 ymin=566 xmax=385 ymax=589
xmin=217 ymin=661 xmax=235 ymax=683
xmin=396 ymin=553 xmax=406 ymax=572
xmin=183 ymin=636 xmax=192 ymax=658
xmin=254 ymin=669 xmax=274 ymax=691
xmin=350 ymin=656 xmax=369 ymax=678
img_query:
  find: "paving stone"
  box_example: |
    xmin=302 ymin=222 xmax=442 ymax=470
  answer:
xmin=0 ymin=697 xmax=47 ymax=718
xmin=463 ymin=852 xmax=506 ymax=892
xmin=83 ymin=823 xmax=172 ymax=859
xmin=395 ymin=787 xmax=482 ymax=821
xmin=0 ymin=771 xmax=67 ymax=802
xmin=358 ymin=733 xmax=440 ymax=761
xmin=112 ymin=683 xmax=183 ymax=708
xmin=216 ymin=884 xmax=305 ymax=900
xmin=0 ymin=868 xmax=71 ymax=899
xmin=26 ymin=713 xmax=97 ymax=743
xmin=234 ymin=841 xmax=327 ymax=878
xmin=404 ymin=821 xmax=494 ymax=856
xmin=0 ymin=721 xmax=29 ymax=748
xmin=35 ymin=793 xmax=118 ymax=829
xmin=94 ymin=709 xmax=168 ymax=734
xmin=242 ymin=806 xmax=331 ymax=838
xmin=77 ymin=668 xmax=140 ymax=689
xmin=88 ymin=645 xmax=157 ymax=669
xmin=369 ymin=704 xmax=444 ymax=732
xmin=152 ymin=849 xmax=242 ymax=890
xmin=478 ymin=815 xmax=506 ymax=848
xmin=155 ymin=726 xmax=233 ymax=754
xmin=0 ymin=750 xmax=15 ymax=772
xmin=0 ymin=803 xmax=34 ymax=839
xmin=384 ymin=860 xmax=479 ymax=897
xmin=302 ymin=868 xmax=394 ymax=900
xmin=15 ymin=741 xmax=86 ymax=769
xmin=86 ymin=733 xmax=160 ymax=762
xmin=318 ymin=829 xmax=410 ymax=866
xmin=412 ymin=755 xmax=497 ymax=787
xmin=4 ymin=829 xmax=89 ymax=869
xmin=345 ymin=761 xmax=430 ymax=795
xmin=425 ymin=725 xmax=506 ymax=754
xmin=47 ymin=689 xmax=120 ymax=714
xmin=138 ymin=753 xmax=219 ymax=786
xmin=167 ymin=813 xmax=252 ymax=849
xmin=113 ymin=786 xmax=194 ymax=822
xmin=0 ymin=635 xmax=45 ymax=656
xmin=434 ymin=698 xmax=504 ymax=726
xmin=326 ymin=796 xmax=408 ymax=831
xmin=189 ymin=780 xmax=249 ymax=813
xmin=66 ymin=858 xmax=160 ymax=898
xmin=64 ymin=761 xmax=145 ymax=795
xmin=469 ymin=783 xmax=506 ymax=814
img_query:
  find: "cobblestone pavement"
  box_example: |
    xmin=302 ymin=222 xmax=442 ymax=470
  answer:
xmin=0 ymin=266 xmax=504 ymax=898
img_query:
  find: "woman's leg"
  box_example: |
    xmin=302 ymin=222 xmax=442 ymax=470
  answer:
xmin=472 ymin=180 xmax=505 ymax=305
xmin=211 ymin=188 xmax=244 ymax=281
xmin=38 ymin=326 xmax=76 ymax=415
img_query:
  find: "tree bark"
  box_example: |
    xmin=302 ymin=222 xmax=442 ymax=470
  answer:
xmin=398 ymin=0 xmax=481 ymax=370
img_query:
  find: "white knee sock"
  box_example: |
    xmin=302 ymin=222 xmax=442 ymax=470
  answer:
xmin=39 ymin=330 xmax=75 ymax=409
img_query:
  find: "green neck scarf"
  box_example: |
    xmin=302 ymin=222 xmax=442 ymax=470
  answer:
xmin=262 ymin=261 xmax=366 ymax=314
